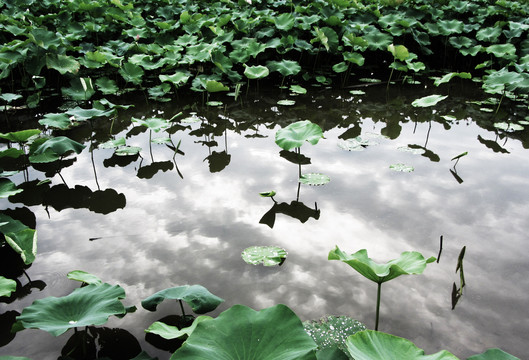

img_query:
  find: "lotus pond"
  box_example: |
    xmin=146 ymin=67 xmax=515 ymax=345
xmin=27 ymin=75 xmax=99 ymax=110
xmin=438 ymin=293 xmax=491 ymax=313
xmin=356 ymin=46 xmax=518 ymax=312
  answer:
xmin=1 ymin=81 xmax=528 ymax=359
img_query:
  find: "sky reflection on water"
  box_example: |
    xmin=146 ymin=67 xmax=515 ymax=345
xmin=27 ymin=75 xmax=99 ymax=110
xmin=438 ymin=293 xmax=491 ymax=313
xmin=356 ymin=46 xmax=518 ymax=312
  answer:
xmin=1 ymin=88 xmax=528 ymax=359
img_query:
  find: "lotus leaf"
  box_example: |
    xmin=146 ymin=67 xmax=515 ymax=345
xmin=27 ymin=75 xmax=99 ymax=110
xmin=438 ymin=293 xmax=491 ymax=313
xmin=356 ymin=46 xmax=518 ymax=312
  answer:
xmin=364 ymin=30 xmax=393 ymax=51
xmin=493 ymin=122 xmax=524 ymax=132
xmin=0 ymin=276 xmax=16 ymax=297
xmin=0 ymin=148 xmax=24 ymax=159
xmin=66 ymin=107 xmax=114 ymax=121
xmin=275 ymin=120 xmax=323 ymax=151
xmin=275 ymin=13 xmax=295 ymax=31
xmin=0 ymin=178 xmax=23 ymax=198
xmin=131 ymin=117 xmax=169 ymax=132
xmin=119 ymin=62 xmax=144 ymax=85
xmin=244 ymin=65 xmax=269 ymax=79
xmin=345 ymin=330 xmax=459 ymax=360
xmin=434 ymin=72 xmax=472 ymax=86
xmin=115 ymin=146 xmax=142 ymax=156
xmin=411 ymin=94 xmax=448 ymax=107
xmin=0 ymin=93 xmax=22 ymax=103
xmin=61 ymin=78 xmax=96 ymax=100
xmin=99 ymin=138 xmax=126 ymax=149
xmin=159 ymin=71 xmax=191 ymax=87
xmin=0 ymin=129 xmax=41 ymax=143
xmin=206 ymin=101 xmax=223 ymax=106
xmin=438 ymin=19 xmax=464 ymax=35
xmin=466 ymin=348 xmax=520 ymax=360
xmin=46 ymin=54 xmax=80 ymax=75
xmin=299 ymin=173 xmax=330 ymax=186
xmin=486 ymin=44 xmax=517 ymax=58
xmin=39 ymin=113 xmax=75 ymax=130
xmin=0 ymin=213 xmax=37 ymax=265
xmin=304 ymin=315 xmax=366 ymax=352
xmin=141 ymin=285 xmax=224 ymax=314
xmin=170 ymin=304 xmax=318 ymax=360
xmin=328 ymin=246 xmax=435 ymax=284
xmin=290 ymin=85 xmax=307 ymax=94
xmin=145 ymin=316 xmax=212 ymax=339
xmin=333 ymin=62 xmax=349 ymax=73
xmin=241 ymin=246 xmax=287 ymax=266
xmin=267 ymin=60 xmax=301 ymax=76
xmin=29 ymin=136 xmax=85 ymax=163
xmin=476 ymin=27 xmax=502 ymax=42
xmin=388 ymin=44 xmax=409 ymax=61
xmin=205 ymin=80 xmax=229 ymax=92
xmin=95 ymin=77 xmax=119 ymax=95
xmin=277 ymin=99 xmax=296 ymax=106
xmin=17 ymin=283 xmax=126 ymax=336
xmin=0 ymin=356 xmax=32 ymax=360
xmin=389 ymin=163 xmax=414 ymax=172
xmin=67 ymin=270 xmax=103 ymax=285
xmin=344 ymin=52 xmax=365 ymax=66
xmin=259 ymin=191 xmax=276 ymax=197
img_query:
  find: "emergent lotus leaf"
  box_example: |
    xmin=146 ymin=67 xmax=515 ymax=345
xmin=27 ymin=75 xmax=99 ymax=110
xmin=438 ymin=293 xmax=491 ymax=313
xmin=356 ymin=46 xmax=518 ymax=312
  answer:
xmin=145 ymin=315 xmax=212 ymax=339
xmin=67 ymin=270 xmax=103 ymax=285
xmin=16 ymin=283 xmax=127 ymax=336
xmin=169 ymin=304 xmax=318 ymax=360
xmin=141 ymin=285 xmax=224 ymax=314
xmin=275 ymin=120 xmax=323 ymax=151
xmin=0 ymin=178 xmax=23 ymax=198
xmin=345 ymin=330 xmax=459 ymax=360
xmin=411 ymin=94 xmax=448 ymax=107
xmin=0 ymin=276 xmax=16 ymax=297
xmin=466 ymin=348 xmax=520 ymax=360
xmin=328 ymin=246 xmax=436 ymax=284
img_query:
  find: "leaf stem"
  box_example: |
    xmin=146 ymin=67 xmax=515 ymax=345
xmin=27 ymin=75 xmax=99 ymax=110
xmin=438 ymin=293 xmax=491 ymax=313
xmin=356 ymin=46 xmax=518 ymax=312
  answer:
xmin=375 ymin=282 xmax=382 ymax=331
xmin=178 ymin=299 xmax=186 ymax=317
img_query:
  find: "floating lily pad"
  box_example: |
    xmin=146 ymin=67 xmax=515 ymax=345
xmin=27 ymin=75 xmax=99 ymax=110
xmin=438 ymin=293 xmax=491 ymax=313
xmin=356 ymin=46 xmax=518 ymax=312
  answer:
xmin=131 ymin=117 xmax=169 ymax=132
xmin=304 ymin=316 xmax=366 ymax=352
xmin=16 ymin=283 xmax=127 ymax=336
xmin=170 ymin=304 xmax=318 ymax=360
xmin=242 ymin=246 xmax=287 ymax=266
xmin=389 ymin=163 xmax=414 ymax=172
xmin=299 ymin=173 xmax=330 ymax=186
xmin=181 ymin=114 xmax=201 ymax=123
xmin=494 ymin=122 xmax=524 ymax=131
xmin=290 ymin=85 xmax=307 ymax=94
xmin=397 ymin=146 xmax=426 ymax=155
xmin=99 ymin=138 xmax=126 ymax=149
xmin=142 ymin=285 xmax=224 ymax=314
xmin=277 ymin=99 xmax=296 ymax=106
xmin=338 ymin=137 xmax=378 ymax=151
xmin=115 ymin=146 xmax=142 ymax=156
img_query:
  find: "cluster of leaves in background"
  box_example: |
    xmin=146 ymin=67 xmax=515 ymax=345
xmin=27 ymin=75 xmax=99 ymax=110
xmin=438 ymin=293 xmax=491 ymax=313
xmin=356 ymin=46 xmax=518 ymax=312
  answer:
xmin=1 ymin=0 xmax=529 ymax=106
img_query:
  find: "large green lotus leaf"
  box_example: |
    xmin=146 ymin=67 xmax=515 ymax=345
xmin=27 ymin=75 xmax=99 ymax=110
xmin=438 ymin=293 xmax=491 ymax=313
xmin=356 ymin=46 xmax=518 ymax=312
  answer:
xmin=119 ymin=62 xmax=144 ymax=85
xmin=476 ymin=27 xmax=502 ymax=43
xmin=46 ymin=54 xmax=80 ymax=75
xmin=328 ymin=246 xmax=436 ymax=284
xmin=0 ymin=148 xmax=24 ymax=159
xmin=486 ymin=44 xmax=516 ymax=58
xmin=17 ymin=283 xmax=126 ymax=336
xmin=267 ymin=60 xmax=301 ymax=76
xmin=0 ymin=129 xmax=41 ymax=142
xmin=345 ymin=330 xmax=459 ymax=360
xmin=304 ymin=315 xmax=366 ymax=352
xmin=466 ymin=348 xmax=520 ymax=360
xmin=437 ymin=19 xmax=464 ymax=36
xmin=274 ymin=13 xmax=295 ymax=31
xmin=159 ymin=71 xmax=191 ymax=87
xmin=242 ymin=246 xmax=287 ymax=266
xmin=434 ymin=72 xmax=472 ymax=86
xmin=141 ymin=285 xmax=224 ymax=313
xmin=388 ymin=44 xmax=409 ymax=61
xmin=67 ymin=270 xmax=102 ymax=285
xmin=169 ymin=304 xmax=318 ymax=360
xmin=0 ymin=213 xmax=37 ymax=265
xmin=95 ymin=77 xmax=119 ymax=95
xmin=0 ymin=93 xmax=22 ymax=103
xmin=244 ymin=65 xmax=269 ymax=79
xmin=29 ymin=136 xmax=85 ymax=157
xmin=205 ymin=80 xmax=229 ymax=92
xmin=61 ymin=78 xmax=96 ymax=100
xmin=145 ymin=315 xmax=212 ymax=339
xmin=0 ymin=276 xmax=16 ymax=297
xmin=131 ymin=117 xmax=169 ymax=132
xmin=364 ymin=29 xmax=393 ymax=51
xmin=66 ymin=107 xmax=114 ymax=121
xmin=275 ymin=120 xmax=323 ymax=151
xmin=0 ymin=178 xmax=23 ymax=198
xmin=411 ymin=94 xmax=448 ymax=107
xmin=344 ymin=52 xmax=365 ymax=66
xmin=39 ymin=113 xmax=76 ymax=130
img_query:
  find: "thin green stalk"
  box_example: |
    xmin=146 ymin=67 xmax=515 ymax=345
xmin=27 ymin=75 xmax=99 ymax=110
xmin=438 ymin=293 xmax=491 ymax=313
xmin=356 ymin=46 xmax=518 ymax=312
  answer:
xmin=375 ymin=282 xmax=382 ymax=331
xmin=386 ymin=67 xmax=394 ymax=91
xmin=178 ymin=299 xmax=186 ymax=317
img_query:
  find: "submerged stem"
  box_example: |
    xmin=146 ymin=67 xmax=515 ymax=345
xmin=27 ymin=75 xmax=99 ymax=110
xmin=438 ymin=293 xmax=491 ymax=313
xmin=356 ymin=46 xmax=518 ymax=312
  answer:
xmin=375 ymin=282 xmax=382 ymax=331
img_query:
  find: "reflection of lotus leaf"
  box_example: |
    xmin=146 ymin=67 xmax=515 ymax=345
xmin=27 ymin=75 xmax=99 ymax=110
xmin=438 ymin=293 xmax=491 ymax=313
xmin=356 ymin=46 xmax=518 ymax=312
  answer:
xmin=170 ymin=304 xmax=318 ymax=360
xmin=17 ymin=283 xmax=127 ymax=336
xmin=142 ymin=285 xmax=224 ymax=314
xmin=242 ymin=246 xmax=287 ymax=266
xmin=345 ymin=330 xmax=459 ymax=360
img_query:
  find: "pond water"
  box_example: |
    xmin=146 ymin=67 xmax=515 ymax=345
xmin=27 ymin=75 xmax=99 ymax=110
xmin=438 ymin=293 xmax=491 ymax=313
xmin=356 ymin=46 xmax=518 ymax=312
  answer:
xmin=1 ymin=83 xmax=528 ymax=359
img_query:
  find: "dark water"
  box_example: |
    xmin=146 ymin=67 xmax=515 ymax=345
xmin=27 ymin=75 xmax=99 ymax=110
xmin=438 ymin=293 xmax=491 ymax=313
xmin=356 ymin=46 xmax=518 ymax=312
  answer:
xmin=1 ymin=84 xmax=528 ymax=359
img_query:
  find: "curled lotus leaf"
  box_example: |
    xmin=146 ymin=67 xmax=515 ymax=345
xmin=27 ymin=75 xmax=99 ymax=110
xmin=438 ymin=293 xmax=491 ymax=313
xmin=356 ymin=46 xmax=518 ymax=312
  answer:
xmin=244 ymin=65 xmax=269 ymax=79
xmin=328 ymin=246 xmax=436 ymax=284
xmin=141 ymin=285 xmax=224 ymax=314
xmin=275 ymin=120 xmax=323 ymax=151
xmin=242 ymin=246 xmax=287 ymax=266
xmin=345 ymin=330 xmax=459 ymax=360
xmin=16 ymin=283 xmax=127 ymax=336
xmin=0 ymin=129 xmax=41 ymax=143
xmin=145 ymin=316 xmax=212 ymax=340
xmin=0 ymin=178 xmax=23 ymax=198
xmin=170 ymin=304 xmax=318 ymax=360
xmin=67 ymin=270 xmax=103 ymax=285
